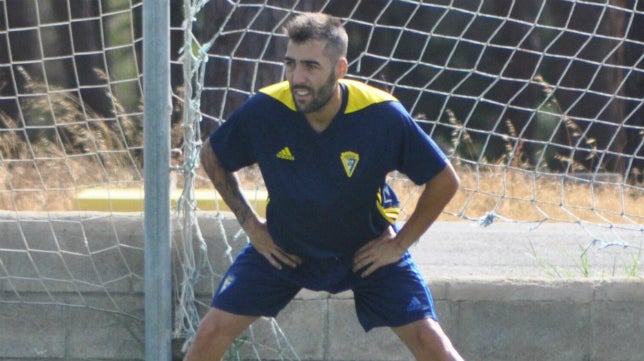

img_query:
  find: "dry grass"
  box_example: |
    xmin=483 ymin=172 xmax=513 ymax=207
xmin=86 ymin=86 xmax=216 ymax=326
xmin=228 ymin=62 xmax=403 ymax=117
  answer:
xmin=0 ymin=155 xmax=142 ymax=211
xmin=1 ymin=68 xmax=642 ymax=224
xmin=1 ymin=150 xmax=642 ymax=225
xmin=388 ymin=168 xmax=643 ymax=225
xmin=0 ymin=67 xmax=143 ymax=211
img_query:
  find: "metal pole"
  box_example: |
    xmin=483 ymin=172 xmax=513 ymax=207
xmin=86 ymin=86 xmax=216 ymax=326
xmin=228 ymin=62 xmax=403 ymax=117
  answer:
xmin=143 ymin=0 xmax=172 ymax=360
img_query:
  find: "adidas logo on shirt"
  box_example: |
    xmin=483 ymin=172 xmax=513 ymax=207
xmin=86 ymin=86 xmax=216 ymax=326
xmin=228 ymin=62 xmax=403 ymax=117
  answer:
xmin=276 ymin=147 xmax=295 ymax=160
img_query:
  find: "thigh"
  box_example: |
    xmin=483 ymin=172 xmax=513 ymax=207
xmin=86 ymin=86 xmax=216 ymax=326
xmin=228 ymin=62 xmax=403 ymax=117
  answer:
xmin=184 ymin=308 xmax=258 ymax=361
xmin=212 ymin=245 xmax=301 ymax=317
xmin=199 ymin=307 xmax=257 ymax=339
xmin=352 ymin=252 xmax=438 ymax=331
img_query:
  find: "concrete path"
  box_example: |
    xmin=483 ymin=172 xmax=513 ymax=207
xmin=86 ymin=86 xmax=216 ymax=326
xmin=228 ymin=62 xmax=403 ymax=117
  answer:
xmin=410 ymin=221 xmax=644 ymax=280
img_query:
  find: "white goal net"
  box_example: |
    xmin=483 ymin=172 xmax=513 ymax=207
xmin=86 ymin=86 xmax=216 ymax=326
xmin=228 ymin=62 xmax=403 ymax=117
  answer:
xmin=0 ymin=0 xmax=642 ymax=360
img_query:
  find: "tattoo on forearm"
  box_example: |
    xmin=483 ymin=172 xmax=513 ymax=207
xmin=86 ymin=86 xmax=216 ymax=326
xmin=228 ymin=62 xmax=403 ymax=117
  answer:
xmin=204 ymin=150 xmax=255 ymax=228
xmin=218 ymin=171 xmax=253 ymax=226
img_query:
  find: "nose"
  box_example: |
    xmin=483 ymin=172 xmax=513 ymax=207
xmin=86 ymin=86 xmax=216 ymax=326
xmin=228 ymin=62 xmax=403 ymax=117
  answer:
xmin=290 ymin=64 xmax=307 ymax=85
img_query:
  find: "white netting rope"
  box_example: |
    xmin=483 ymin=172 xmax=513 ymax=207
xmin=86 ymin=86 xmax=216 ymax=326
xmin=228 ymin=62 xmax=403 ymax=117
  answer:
xmin=174 ymin=0 xmax=216 ymax=351
xmin=174 ymin=1 xmax=301 ymax=358
xmin=174 ymin=1 xmax=643 ymax=355
xmin=0 ymin=1 xmax=642 ymax=359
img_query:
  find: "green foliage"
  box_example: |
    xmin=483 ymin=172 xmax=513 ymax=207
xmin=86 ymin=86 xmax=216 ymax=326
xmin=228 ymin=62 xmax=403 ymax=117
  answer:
xmin=224 ymin=337 xmax=248 ymax=361
xmin=578 ymin=246 xmax=591 ymax=278
xmin=625 ymin=252 xmax=641 ymax=278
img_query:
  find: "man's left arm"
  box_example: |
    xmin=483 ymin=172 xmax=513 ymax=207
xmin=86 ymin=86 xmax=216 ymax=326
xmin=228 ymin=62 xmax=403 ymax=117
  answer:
xmin=353 ymin=162 xmax=460 ymax=277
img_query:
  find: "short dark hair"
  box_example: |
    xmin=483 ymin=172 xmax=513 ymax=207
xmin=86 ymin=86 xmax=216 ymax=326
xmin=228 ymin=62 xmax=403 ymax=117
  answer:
xmin=283 ymin=12 xmax=348 ymax=59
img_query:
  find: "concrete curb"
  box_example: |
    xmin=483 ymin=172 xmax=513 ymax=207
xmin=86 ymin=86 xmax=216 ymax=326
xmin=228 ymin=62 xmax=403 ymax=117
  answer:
xmin=0 ymin=212 xmax=642 ymax=361
xmin=243 ymin=277 xmax=644 ymax=361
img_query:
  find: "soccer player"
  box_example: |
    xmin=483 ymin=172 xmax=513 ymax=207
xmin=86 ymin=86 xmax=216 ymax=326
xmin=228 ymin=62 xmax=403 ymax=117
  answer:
xmin=183 ymin=12 xmax=465 ymax=361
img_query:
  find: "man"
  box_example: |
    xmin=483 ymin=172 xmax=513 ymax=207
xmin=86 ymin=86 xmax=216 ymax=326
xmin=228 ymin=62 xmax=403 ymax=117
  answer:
xmin=184 ymin=12 xmax=465 ymax=361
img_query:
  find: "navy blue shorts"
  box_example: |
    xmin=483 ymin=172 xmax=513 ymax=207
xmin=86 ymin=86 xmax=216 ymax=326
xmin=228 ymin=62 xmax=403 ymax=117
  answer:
xmin=212 ymin=244 xmax=438 ymax=331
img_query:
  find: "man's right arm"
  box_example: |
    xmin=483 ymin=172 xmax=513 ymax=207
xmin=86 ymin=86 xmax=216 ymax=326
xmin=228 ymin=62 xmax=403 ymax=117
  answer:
xmin=200 ymin=142 xmax=301 ymax=269
xmin=200 ymin=142 xmax=258 ymax=230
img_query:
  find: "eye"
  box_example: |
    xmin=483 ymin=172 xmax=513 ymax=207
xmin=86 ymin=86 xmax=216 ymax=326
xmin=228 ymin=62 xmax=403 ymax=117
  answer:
xmin=284 ymin=59 xmax=295 ymax=69
xmin=303 ymin=61 xmax=320 ymax=71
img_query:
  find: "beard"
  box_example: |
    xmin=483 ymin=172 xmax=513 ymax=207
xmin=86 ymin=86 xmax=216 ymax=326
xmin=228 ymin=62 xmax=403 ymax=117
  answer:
xmin=291 ymin=71 xmax=337 ymax=114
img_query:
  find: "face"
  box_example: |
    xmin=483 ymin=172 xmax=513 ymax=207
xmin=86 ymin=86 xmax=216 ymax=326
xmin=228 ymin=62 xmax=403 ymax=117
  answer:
xmin=284 ymin=39 xmax=345 ymax=114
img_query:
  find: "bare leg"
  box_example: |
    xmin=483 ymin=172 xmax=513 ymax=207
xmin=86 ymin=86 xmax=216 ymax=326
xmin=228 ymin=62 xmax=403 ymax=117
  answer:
xmin=392 ymin=318 xmax=465 ymax=361
xmin=183 ymin=308 xmax=258 ymax=361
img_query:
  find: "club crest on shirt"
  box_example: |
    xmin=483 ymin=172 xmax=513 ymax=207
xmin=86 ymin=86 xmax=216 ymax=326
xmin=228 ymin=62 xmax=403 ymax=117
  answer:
xmin=340 ymin=151 xmax=360 ymax=178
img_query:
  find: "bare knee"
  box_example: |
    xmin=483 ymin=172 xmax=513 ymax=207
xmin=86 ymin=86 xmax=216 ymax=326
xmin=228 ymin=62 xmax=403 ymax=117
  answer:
xmin=408 ymin=320 xmax=450 ymax=356
xmin=393 ymin=318 xmax=464 ymax=361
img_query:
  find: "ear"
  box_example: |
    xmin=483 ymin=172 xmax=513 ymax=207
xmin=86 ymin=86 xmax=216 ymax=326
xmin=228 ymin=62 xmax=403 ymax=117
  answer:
xmin=336 ymin=57 xmax=348 ymax=78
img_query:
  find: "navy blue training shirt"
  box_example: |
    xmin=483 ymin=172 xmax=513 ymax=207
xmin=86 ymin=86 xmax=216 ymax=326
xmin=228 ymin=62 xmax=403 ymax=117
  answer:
xmin=209 ymin=79 xmax=447 ymax=260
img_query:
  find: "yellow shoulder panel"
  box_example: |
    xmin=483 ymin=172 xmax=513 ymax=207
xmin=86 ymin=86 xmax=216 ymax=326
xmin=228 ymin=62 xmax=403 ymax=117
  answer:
xmin=340 ymin=79 xmax=398 ymax=114
xmin=259 ymin=81 xmax=296 ymax=111
xmin=258 ymin=79 xmax=398 ymax=113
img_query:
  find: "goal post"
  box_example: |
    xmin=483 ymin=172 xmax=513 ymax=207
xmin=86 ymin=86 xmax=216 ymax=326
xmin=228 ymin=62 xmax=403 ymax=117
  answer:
xmin=143 ymin=1 xmax=172 ymax=361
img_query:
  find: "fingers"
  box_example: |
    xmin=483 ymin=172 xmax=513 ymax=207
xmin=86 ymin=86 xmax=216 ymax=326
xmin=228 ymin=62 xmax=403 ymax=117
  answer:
xmin=274 ymin=249 xmax=302 ymax=269
xmin=352 ymin=242 xmax=378 ymax=277
xmin=246 ymin=225 xmax=302 ymax=270
xmin=264 ymin=252 xmax=284 ymax=270
xmin=352 ymin=229 xmax=404 ymax=278
xmin=263 ymin=247 xmax=302 ymax=270
xmin=359 ymin=263 xmax=379 ymax=278
xmin=353 ymin=255 xmax=381 ymax=278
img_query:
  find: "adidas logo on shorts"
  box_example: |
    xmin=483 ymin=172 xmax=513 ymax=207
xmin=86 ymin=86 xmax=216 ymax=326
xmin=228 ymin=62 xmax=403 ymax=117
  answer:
xmin=218 ymin=275 xmax=235 ymax=294
xmin=406 ymin=296 xmax=424 ymax=312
